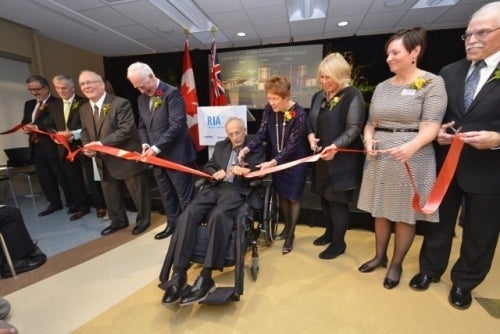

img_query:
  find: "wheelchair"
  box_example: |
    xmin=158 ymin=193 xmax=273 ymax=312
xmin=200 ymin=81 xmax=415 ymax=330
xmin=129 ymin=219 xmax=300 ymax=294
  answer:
xmin=159 ymin=177 xmax=279 ymax=305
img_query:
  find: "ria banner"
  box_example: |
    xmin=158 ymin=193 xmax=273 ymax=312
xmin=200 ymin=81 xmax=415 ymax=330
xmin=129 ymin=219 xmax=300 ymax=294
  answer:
xmin=197 ymin=105 xmax=248 ymax=146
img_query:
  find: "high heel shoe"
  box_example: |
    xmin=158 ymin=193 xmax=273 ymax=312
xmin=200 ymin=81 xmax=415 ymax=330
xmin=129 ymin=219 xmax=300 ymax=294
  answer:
xmin=358 ymin=256 xmax=388 ymax=273
xmin=282 ymin=236 xmax=294 ymax=255
xmin=383 ymin=266 xmax=402 ymax=289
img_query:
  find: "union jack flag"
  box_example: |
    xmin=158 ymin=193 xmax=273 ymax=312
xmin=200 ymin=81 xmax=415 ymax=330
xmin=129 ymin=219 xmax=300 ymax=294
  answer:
xmin=210 ymin=38 xmax=228 ymax=106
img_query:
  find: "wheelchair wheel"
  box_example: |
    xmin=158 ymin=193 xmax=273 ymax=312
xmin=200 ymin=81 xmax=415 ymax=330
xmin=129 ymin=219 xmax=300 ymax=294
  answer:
xmin=262 ymin=182 xmax=278 ymax=246
xmin=250 ymin=255 xmax=259 ymax=281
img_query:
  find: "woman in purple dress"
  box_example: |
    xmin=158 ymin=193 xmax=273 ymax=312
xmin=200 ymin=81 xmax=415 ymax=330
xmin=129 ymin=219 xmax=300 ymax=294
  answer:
xmin=239 ymin=76 xmax=309 ymax=254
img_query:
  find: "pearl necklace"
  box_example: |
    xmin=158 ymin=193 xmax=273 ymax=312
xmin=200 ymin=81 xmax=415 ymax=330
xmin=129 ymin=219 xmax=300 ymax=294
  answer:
xmin=275 ymin=113 xmax=286 ymax=153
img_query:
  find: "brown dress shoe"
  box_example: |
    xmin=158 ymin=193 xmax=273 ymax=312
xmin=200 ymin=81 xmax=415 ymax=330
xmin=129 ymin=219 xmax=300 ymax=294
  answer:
xmin=70 ymin=210 xmax=89 ymax=221
xmin=96 ymin=208 xmax=107 ymax=218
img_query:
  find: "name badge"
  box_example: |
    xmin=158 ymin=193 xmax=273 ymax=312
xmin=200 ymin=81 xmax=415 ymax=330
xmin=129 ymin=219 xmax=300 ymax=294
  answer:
xmin=401 ymin=88 xmax=416 ymax=96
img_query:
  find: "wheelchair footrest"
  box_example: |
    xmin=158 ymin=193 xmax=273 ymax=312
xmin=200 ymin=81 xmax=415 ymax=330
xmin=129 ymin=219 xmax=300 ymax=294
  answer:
xmin=200 ymin=287 xmax=240 ymax=304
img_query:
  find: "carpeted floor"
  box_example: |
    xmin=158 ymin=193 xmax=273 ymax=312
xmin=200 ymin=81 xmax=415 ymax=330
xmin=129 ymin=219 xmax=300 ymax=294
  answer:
xmin=3 ymin=222 xmax=499 ymax=334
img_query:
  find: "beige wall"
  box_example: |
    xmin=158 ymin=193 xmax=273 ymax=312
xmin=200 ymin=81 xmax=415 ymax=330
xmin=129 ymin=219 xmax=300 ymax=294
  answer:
xmin=0 ymin=18 xmax=103 ymax=93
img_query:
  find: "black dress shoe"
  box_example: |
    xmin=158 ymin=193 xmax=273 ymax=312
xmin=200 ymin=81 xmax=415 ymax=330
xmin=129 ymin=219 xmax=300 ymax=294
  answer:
xmin=154 ymin=225 xmax=175 ymax=240
xmin=161 ymin=271 xmax=187 ymax=304
xmin=449 ymin=286 xmax=472 ymax=309
xmin=132 ymin=223 xmax=150 ymax=235
xmin=96 ymin=208 xmax=107 ymax=218
xmin=409 ymin=273 xmax=440 ymax=291
xmin=1 ymin=247 xmax=47 ymax=278
xmin=70 ymin=210 xmax=89 ymax=221
xmin=38 ymin=205 xmax=63 ymax=217
xmin=101 ymin=223 xmax=129 ymax=236
xmin=318 ymin=243 xmax=346 ymax=259
xmin=358 ymin=256 xmax=388 ymax=273
xmin=313 ymin=233 xmax=332 ymax=246
xmin=179 ymin=276 xmax=215 ymax=306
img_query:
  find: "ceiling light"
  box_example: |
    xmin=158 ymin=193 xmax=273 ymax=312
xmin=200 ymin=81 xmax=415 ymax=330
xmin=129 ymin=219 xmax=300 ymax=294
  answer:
xmin=149 ymin=0 xmax=215 ymax=33
xmin=412 ymin=0 xmax=459 ymax=9
xmin=236 ymin=32 xmax=246 ymax=37
xmin=384 ymin=0 xmax=406 ymax=7
xmin=337 ymin=21 xmax=349 ymax=27
xmin=286 ymin=0 xmax=328 ymax=22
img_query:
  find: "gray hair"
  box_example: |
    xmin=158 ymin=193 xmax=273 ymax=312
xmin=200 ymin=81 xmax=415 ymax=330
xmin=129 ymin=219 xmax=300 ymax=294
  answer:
xmin=127 ymin=62 xmax=155 ymax=80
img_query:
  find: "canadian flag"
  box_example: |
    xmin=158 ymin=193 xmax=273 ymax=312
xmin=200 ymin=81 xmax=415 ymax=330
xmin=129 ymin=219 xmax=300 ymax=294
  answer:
xmin=180 ymin=40 xmax=203 ymax=151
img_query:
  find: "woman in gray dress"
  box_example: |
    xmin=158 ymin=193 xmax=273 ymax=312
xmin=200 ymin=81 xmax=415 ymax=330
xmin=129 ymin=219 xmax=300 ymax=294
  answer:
xmin=357 ymin=27 xmax=447 ymax=289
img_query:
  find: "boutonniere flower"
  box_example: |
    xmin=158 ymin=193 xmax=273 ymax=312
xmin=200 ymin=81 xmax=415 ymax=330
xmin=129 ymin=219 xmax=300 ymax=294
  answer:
xmin=410 ymin=77 xmax=431 ymax=90
xmin=102 ymin=103 xmax=111 ymax=116
xmin=71 ymin=100 xmax=80 ymax=110
xmin=39 ymin=103 xmax=48 ymax=111
xmin=486 ymin=67 xmax=500 ymax=83
xmin=327 ymin=96 xmax=341 ymax=110
xmin=152 ymin=89 xmax=163 ymax=110
xmin=283 ymin=110 xmax=296 ymax=122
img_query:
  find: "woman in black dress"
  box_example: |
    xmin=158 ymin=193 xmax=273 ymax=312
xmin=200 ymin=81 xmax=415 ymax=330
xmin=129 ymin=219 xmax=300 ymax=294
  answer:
xmin=308 ymin=53 xmax=366 ymax=259
xmin=239 ymin=76 xmax=309 ymax=254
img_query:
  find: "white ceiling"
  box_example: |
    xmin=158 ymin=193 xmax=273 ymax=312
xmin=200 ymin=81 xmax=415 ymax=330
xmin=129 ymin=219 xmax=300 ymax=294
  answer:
xmin=0 ymin=0 xmax=491 ymax=57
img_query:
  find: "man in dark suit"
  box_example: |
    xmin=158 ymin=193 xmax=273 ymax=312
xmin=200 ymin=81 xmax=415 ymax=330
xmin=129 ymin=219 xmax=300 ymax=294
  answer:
xmin=0 ymin=206 xmax=47 ymax=278
xmin=409 ymin=1 xmax=500 ymax=310
xmin=159 ymin=117 xmax=265 ymax=306
xmin=21 ymin=75 xmax=72 ymax=217
xmin=127 ymin=62 xmax=197 ymax=240
xmin=78 ymin=70 xmax=152 ymax=236
xmin=52 ymin=74 xmax=92 ymax=221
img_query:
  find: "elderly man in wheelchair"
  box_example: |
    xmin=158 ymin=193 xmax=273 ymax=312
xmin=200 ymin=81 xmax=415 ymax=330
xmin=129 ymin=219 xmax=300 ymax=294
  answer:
xmin=159 ymin=117 xmax=266 ymax=306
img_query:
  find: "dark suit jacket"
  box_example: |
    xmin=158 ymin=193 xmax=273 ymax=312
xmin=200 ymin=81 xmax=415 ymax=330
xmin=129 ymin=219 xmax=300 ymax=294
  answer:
xmin=438 ymin=58 xmax=500 ymax=193
xmin=80 ymin=93 xmax=146 ymax=180
xmin=64 ymin=95 xmax=88 ymax=150
xmin=203 ymin=135 xmax=266 ymax=191
xmin=21 ymin=95 xmax=61 ymax=158
xmin=137 ymin=81 xmax=196 ymax=164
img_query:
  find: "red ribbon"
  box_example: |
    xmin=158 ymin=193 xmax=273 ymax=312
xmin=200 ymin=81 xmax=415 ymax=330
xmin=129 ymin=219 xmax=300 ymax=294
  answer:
xmin=86 ymin=144 xmax=212 ymax=179
xmin=245 ymin=139 xmax=464 ymax=215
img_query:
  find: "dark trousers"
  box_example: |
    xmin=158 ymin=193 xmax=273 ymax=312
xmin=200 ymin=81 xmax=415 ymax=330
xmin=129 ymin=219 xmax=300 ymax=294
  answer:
xmin=169 ymin=183 xmax=246 ymax=271
xmin=80 ymin=155 xmax=106 ymax=209
xmin=62 ymin=158 xmax=89 ymax=212
xmin=0 ymin=207 xmax=36 ymax=265
xmin=33 ymin=145 xmax=72 ymax=207
xmin=101 ymin=169 xmax=151 ymax=227
xmin=154 ymin=164 xmax=194 ymax=227
xmin=418 ymin=177 xmax=500 ymax=290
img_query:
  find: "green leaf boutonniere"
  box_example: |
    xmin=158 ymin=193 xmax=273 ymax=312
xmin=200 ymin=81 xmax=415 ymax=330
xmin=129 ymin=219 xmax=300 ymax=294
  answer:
xmin=327 ymin=96 xmax=341 ymax=110
xmin=152 ymin=89 xmax=163 ymax=110
xmin=283 ymin=110 xmax=296 ymax=122
xmin=102 ymin=103 xmax=111 ymax=116
xmin=409 ymin=77 xmax=431 ymax=90
xmin=71 ymin=100 xmax=80 ymax=110
xmin=486 ymin=67 xmax=500 ymax=84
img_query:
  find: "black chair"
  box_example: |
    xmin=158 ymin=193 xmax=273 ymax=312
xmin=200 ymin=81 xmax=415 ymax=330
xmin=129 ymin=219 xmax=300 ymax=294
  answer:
xmin=159 ymin=178 xmax=277 ymax=305
xmin=3 ymin=148 xmax=38 ymax=213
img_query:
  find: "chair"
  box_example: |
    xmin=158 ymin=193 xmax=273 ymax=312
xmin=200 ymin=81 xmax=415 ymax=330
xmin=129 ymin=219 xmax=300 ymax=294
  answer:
xmin=159 ymin=179 xmax=277 ymax=304
xmin=0 ymin=175 xmax=18 ymax=207
xmin=3 ymin=148 xmax=38 ymax=214
xmin=0 ymin=232 xmax=17 ymax=278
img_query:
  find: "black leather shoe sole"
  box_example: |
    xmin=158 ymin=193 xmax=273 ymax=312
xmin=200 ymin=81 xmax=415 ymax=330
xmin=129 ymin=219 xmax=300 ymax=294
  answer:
xmin=154 ymin=226 xmax=175 ymax=240
xmin=449 ymin=286 xmax=472 ymax=309
xmin=409 ymin=273 xmax=440 ymax=291
xmin=101 ymin=223 xmax=129 ymax=236
xmin=132 ymin=223 xmax=150 ymax=235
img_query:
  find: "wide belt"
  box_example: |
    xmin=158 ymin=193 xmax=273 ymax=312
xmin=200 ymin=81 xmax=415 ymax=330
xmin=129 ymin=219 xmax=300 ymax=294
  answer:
xmin=375 ymin=127 xmax=418 ymax=133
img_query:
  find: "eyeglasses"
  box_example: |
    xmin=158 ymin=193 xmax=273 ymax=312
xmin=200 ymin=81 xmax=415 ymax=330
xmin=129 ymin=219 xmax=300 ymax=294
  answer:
xmin=79 ymin=80 xmax=102 ymax=87
xmin=27 ymin=86 xmax=47 ymax=92
xmin=461 ymin=27 xmax=500 ymax=41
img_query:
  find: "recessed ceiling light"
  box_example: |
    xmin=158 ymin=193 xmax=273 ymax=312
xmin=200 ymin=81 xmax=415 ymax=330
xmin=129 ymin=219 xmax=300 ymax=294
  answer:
xmin=337 ymin=21 xmax=349 ymax=27
xmin=385 ymin=0 xmax=406 ymax=7
xmin=236 ymin=32 xmax=246 ymax=37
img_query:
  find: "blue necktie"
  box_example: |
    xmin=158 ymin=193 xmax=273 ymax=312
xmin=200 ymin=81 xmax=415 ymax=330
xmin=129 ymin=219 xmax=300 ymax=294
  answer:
xmin=464 ymin=60 xmax=486 ymax=111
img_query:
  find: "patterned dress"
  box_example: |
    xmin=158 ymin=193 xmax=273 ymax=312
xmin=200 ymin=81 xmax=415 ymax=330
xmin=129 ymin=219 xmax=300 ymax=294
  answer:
xmin=357 ymin=72 xmax=447 ymax=224
xmin=246 ymin=103 xmax=309 ymax=200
